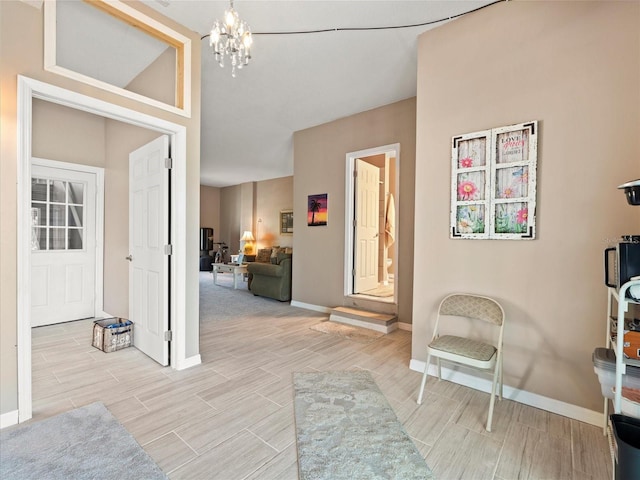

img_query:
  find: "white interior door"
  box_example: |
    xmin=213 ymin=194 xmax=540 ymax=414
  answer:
xmin=31 ymin=165 xmax=96 ymax=326
xmin=354 ymin=159 xmax=380 ymax=293
xmin=129 ymin=135 xmax=170 ymax=366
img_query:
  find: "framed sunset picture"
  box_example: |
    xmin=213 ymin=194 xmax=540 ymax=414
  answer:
xmin=307 ymin=193 xmax=328 ymax=226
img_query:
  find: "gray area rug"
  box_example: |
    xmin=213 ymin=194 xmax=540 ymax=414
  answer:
xmin=310 ymin=320 xmax=384 ymax=344
xmin=0 ymin=402 xmax=167 ymax=480
xmin=293 ymin=371 xmax=434 ymax=480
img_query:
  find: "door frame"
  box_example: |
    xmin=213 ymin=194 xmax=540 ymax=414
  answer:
xmin=344 ymin=143 xmax=400 ymax=299
xmin=31 ymin=158 xmax=106 ymax=322
xmin=17 ymin=75 xmax=194 ymax=423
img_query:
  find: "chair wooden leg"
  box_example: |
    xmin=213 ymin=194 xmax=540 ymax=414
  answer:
xmin=486 ymin=364 xmax=500 ymax=432
xmin=417 ymin=352 xmax=431 ymax=405
xmin=436 ymin=357 xmax=442 ymax=381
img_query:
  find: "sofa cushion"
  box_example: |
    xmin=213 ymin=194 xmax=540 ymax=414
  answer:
xmin=256 ymin=248 xmax=272 ymax=263
xmin=270 ymin=246 xmax=282 ymax=264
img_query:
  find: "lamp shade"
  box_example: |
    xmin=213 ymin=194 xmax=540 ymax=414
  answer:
xmin=241 ymin=231 xmax=255 ymax=241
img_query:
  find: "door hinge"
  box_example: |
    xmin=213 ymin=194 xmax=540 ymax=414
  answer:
xmin=164 ymin=330 xmax=172 ymax=341
xmin=164 ymin=244 xmax=173 ymax=255
xmin=353 ymin=219 xmax=357 ymax=227
xmin=352 ymin=269 xmax=356 ymax=277
xmin=353 ymin=170 xmax=358 ymax=177
xmin=164 ymin=157 xmax=173 ymax=169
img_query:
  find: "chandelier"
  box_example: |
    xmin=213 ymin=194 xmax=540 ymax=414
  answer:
xmin=209 ymin=0 xmax=253 ymax=77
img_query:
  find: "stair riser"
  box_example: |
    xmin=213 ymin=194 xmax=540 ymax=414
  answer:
xmin=329 ymin=314 xmax=398 ymax=334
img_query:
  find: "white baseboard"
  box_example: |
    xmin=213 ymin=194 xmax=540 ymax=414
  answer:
xmin=290 ymin=300 xmax=332 ymax=314
xmin=1 ymin=410 xmax=19 ymax=429
xmin=409 ymin=359 xmax=603 ymax=428
xmin=176 ymin=354 xmax=201 ymax=371
xmin=398 ymin=322 xmax=412 ymax=332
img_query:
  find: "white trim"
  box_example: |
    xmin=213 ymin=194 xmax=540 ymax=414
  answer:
xmin=344 ymin=144 xmax=400 ymax=300
xmin=17 ymin=77 xmax=33 ymax=423
xmin=0 ymin=410 xmax=19 ymax=430
xmin=31 ymin=158 xmax=105 ymax=319
xmin=409 ymin=358 xmax=602 ymax=427
xmin=176 ymin=354 xmax=202 ymax=371
xmin=290 ymin=300 xmax=332 ymax=314
xmin=43 ymin=0 xmax=191 ymax=118
xmin=398 ymin=322 xmax=412 ymax=332
xmin=17 ymin=75 xmax=191 ymax=424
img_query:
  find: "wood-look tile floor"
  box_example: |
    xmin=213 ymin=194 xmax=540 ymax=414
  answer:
xmin=30 ymin=275 xmax=612 ymax=479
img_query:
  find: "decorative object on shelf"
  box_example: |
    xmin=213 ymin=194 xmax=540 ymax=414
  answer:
xmin=450 ymin=121 xmax=538 ymax=239
xmin=308 ymin=193 xmax=328 ymax=227
xmin=280 ymin=209 xmax=293 ymax=235
xmin=209 ymin=0 xmax=253 ymax=77
xmin=240 ymin=230 xmax=255 ymax=254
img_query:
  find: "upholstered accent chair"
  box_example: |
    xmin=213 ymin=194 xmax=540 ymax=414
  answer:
xmin=416 ymin=293 xmax=506 ymax=432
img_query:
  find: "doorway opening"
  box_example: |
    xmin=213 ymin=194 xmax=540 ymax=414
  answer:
xmin=17 ymin=76 xmax=193 ymax=423
xmin=344 ymin=144 xmax=399 ymax=304
xmin=30 ymin=159 xmax=104 ymax=327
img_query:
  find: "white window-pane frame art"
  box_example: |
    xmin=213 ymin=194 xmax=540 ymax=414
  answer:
xmin=450 ymin=121 xmax=538 ymax=240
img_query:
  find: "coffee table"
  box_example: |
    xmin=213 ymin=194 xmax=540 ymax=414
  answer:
xmin=212 ymin=263 xmax=249 ymax=289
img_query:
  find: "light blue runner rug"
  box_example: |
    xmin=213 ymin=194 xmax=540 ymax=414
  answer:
xmin=0 ymin=402 xmax=167 ymax=480
xmin=293 ymin=370 xmax=434 ymax=480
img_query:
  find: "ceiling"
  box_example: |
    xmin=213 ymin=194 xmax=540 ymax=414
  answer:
xmin=69 ymin=1 xmax=499 ymax=187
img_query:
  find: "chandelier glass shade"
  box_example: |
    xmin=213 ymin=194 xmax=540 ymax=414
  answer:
xmin=209 ymin=0 xmax=252 ymax=77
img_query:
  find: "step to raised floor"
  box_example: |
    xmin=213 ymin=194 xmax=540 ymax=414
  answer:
xmin=329 ymin=306 xmax=398 ymax=334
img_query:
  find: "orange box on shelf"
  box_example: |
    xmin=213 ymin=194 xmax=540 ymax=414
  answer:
xmin=621 ymin=330 xmax=640 ymax=360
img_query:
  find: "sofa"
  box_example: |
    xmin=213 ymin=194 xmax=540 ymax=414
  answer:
xmin=247 ymin=249 xmax=292 ymax=301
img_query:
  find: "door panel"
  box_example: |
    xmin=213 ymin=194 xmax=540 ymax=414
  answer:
xmin=31 ymin=165 xmax=96 ymax=326
xmin=354 ymin=159 xmax=380 ymax=293
xmin=129 ymin=135 xmax=169 ymax=366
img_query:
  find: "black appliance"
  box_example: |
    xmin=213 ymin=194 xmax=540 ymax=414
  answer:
xmin=200 ymin=228 xmax=213 ymax=252
xmin=199 ymin=228 xmax=214 ymax=271
xmin=605 ymin=236 xmax=640 ymax=291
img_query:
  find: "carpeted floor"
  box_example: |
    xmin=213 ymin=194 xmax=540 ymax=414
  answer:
xmin=0 ymin=402 xmax=167 ymax=480
xmin=199 ymin=270 xmax=291 ymax=322
xmin=293 ymin=371 xmax=434 ymax=480
xmin=310 ymin=320 xmax=385 ymax=344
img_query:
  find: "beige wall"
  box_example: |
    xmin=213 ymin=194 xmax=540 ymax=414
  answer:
xmin=217 ymin=176 xmax=294 ymax=253
xmin=126 ymin=46 xmax=176 ymax=107
xmin=32 ymin=99 xmax=106 ymax=166
xmin=240 ymin=182 xmax=255 ymax=250
xmin=293 ymin=98 xmax=416 ymax=323
xmin=220 ymin=185 xmax=242 ymax=252
xmin=413 ymin=0 xmax=640 ymax=411
xmin=200 ymin=185 xmax=221 ymax=240
xmin=0 ymin=0 xmax=201 ymax=417
xmin=255 ymin=176 xmax=294 ymax=249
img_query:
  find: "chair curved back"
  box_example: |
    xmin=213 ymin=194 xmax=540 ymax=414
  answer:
xmin=439 ymin=293 xmax=504 ymax=326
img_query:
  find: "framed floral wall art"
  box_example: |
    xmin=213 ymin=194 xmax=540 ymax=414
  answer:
xmin=451 ymin=121 xmax=538 ymax=239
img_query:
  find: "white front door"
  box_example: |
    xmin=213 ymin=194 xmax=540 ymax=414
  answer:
xmin=354 ymin=159 xmax=380 ymax=293
xmin=31 ymin=165 xmax=97 ymax=326
xmin=129 ymin=136 xmax=170 ymax=366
